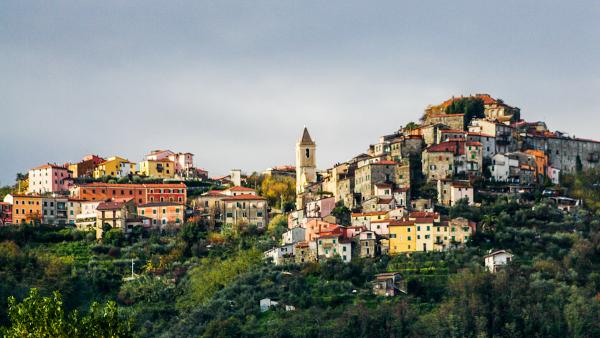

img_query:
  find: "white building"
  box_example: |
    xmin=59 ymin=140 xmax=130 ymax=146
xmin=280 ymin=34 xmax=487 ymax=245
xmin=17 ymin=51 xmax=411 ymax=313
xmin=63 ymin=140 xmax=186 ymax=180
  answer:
xmin=263 ymin=244 xmax=294 ymax=265
xmin=438 ymin=180 xmax=474 ymax=206
xmin=490 ymin=153 xmax=519 ymax=182
xmin=466 ymin=132 xmax=497 ymax=160
xmin=484 ymin=250 xmax=514 ymax=273
xmin=548 ymin=166 xmax=561 ymax=185
xmin=282 ymin=227 xmax=306 ymax=245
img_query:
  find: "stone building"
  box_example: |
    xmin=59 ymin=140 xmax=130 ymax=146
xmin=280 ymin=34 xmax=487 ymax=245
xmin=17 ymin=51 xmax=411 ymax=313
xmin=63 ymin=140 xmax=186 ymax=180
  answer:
xmin=424 ymin=113 xmax=465 ymax=131
xmin=523 ymin=134 xmax=600 ymax=173
xmin=354 ymin=160 xmax=399 ymax=201
xmin=296 ymin=127 xmax=317 ymax=208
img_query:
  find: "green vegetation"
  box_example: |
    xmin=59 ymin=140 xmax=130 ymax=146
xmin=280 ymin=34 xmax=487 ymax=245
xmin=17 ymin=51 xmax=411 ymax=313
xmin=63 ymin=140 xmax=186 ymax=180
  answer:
xmin=1 ymin=171 xmax=600 ymax=337
xmin=445 ymin=96 xmax=485 ymax=127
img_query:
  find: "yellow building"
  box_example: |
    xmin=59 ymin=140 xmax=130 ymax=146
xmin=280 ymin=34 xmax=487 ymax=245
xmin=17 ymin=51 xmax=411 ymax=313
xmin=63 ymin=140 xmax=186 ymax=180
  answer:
xmin=93 ymin=156 xmax=135 ymax=178
xmin=388 ymin=220 xmax=417 ymax=253
xmin=351 ymin=211 xmax=389 ymax=227
xmin=137 ymin=159 xmax=176 ymax=179
xmin=3 ymin=194 xmax=42 ymax=225
xmin=389 ymin=216 xmax=475 ymax=254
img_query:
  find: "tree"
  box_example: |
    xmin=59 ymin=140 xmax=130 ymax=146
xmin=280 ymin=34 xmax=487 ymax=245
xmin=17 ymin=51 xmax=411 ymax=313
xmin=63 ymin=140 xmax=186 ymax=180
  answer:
xmin=267 ymin=214 xmax=288 ymax=239
xmin=2 ymin=288 xmax=131 ymax=338
xmin=331 ymin=202 xmax=351 ymax=226
xmin=404 ymin=122 xmax=419 ymax=131
xmin=260 ymin=175 xmax=295 ymax=209
xmin=445 ymin=97 xmax=485 ymax=128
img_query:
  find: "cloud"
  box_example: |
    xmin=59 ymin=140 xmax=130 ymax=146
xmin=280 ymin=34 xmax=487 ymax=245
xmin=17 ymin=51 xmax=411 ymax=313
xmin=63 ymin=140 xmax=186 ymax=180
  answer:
xmin=0 ymin=0 xmax=599 ymax=184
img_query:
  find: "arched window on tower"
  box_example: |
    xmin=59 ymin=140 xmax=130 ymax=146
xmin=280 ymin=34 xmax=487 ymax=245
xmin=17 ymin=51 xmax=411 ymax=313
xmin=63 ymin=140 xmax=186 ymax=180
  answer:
xmin=306 ymin=149 xmax=310 ymax=158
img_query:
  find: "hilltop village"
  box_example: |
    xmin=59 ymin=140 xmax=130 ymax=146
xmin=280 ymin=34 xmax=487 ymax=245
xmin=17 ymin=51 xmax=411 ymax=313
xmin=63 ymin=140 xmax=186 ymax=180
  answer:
xmin=2 ymin=94 xmax=600 ymax=337
xmin=266 ymin=93 xmax=600 ymax=264
xmin=1 ymin=94 xmax=599 ymax=264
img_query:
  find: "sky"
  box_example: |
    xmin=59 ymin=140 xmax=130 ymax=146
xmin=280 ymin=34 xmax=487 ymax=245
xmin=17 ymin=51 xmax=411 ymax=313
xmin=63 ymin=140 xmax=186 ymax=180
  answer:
xmin=1 ymin=0 xmax=599 ymax=185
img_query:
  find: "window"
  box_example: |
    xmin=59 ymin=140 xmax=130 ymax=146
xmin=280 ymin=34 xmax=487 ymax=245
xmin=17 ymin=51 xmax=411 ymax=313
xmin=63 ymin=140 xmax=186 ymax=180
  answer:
xmin=407 ymin=236 xmax=411 ymax=241
xmin=305 ymin=149 xmax=310 ymax=158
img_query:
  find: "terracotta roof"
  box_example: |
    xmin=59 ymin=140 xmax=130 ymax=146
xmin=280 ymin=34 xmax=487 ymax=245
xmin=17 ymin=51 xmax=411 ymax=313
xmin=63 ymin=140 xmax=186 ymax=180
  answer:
xmin=227 ymin=186 xmax=255 ymax=192
xmin=222 ymin=194 xmax=266 ymax=201
xmin=389 ymin=220 xmax=415 ymax=226
xmin=295 ymin=241 xmax=309 ymax=248
xmin=370 ymin=219 xmax=391 ymax=223
xmin=351 ymin=211 xmax=388 ymax=217
xmin=97 ymin=201 xmax=127 ymax=210
xmin=409 ymin=211 xmax=439 ymax=218
xmin=31 ymin=163 xmax=69 ymax=171
xmin=413 ymin=217 xmax=435 ymax=223
xmin=138 ymin=202 xmax=183 ymax=207
xmin=466 ymin=141 xmax=482 ymax=147
xmin=203 ymin=190 xmax=226 ymax=197
xmin=372 ymin=160 xmax=397 ymax=165
xmin=451 ymin=181 xmax=472 ymax=188
xmin=466 ymin=132 xmax=494 ymax=138
xmin=440 ymin=129 xmax=465 ymax=134
xmin=426 ymin=141 xmax=465 ymax=155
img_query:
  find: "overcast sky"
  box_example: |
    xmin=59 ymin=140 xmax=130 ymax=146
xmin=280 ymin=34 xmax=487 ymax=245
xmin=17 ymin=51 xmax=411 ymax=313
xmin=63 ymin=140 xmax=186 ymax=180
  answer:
xmin=1 ymin=1 xmax=599 ymax=185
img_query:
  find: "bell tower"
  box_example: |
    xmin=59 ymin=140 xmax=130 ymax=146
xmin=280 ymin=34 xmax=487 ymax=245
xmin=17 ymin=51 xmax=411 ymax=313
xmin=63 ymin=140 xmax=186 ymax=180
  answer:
xmin=296 ymin=127 xmax=317 ymax=197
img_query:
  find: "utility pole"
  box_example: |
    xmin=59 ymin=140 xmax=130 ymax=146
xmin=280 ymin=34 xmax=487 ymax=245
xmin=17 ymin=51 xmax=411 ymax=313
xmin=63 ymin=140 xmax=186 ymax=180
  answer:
xmin=131 ymin=258 xmax=135 ymax=278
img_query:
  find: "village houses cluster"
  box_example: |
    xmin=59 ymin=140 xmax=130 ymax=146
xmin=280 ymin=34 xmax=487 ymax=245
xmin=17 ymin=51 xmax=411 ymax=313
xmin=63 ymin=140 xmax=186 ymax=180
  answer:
xmin=1 ymin=149 xmax=270 ymax=239
xmin=264 ymin=94 xmax=598 ymax=266
xmin=1 ymin=94 xmax=596 ymax=271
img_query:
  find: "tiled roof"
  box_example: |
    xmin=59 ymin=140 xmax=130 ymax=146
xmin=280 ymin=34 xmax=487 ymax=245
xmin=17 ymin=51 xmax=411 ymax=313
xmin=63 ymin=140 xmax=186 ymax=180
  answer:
xmin=31 ymin=163 xmax=68 ymax=171
xmin=351 ymin=211 xmax=388 ymax=217
xmin=466 ymin=132 xmax=494 ymax=138
xmin=227 ymin=186 xmax=255 ymax=192
xmin=138 ymin=202 xmax=183 ymax=207
xmin=97 ymin=201 xmax=126 ymax=210
xmin=409 ymin=211 xmax=439 ymax=218
xmin=440 ymin=129 xmax=465 ymax=133
xmin=222 ymin=194 xmax=266 ymax=201
xmin=389 ymin=220 xmax=415 ymax=226
xmin=372 ymin=160 xmax=397 ymax=165
xmin=426 ymin=141 xmax=465 ymax=155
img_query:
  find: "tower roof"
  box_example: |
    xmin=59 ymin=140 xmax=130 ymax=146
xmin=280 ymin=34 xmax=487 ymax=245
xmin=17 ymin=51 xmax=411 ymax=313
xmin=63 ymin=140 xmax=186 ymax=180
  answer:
xmin=299 ymin=127 xmax=314 ymax=145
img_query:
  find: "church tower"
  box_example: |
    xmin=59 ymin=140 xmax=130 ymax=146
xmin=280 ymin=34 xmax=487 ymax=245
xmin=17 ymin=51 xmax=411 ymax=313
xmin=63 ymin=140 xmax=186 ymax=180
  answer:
xmin=296 ymin=127 xmax=317 ymax=198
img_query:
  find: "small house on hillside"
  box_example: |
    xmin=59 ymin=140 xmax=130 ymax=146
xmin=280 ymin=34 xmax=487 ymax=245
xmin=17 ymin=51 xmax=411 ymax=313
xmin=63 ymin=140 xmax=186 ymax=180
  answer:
xmin=484 ymin=250 xmax=514 ymax=273
xmin=372 ymin=272 xmax=406 ymax=296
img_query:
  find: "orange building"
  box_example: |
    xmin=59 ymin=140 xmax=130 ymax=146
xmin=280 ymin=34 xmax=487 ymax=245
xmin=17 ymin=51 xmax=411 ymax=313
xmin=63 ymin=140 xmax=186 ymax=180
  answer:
xmin=304 ymin=219 xmax=339 ymax=242
xmin=137 ymin=202 xmax=184 ymax=227
xmin=3 ymin=194 xmax=43 ymax=225
xmin=524 ymin=149 xmax=548 ymax=178
xmin=70 ymin=183 xmax=187 ymax=206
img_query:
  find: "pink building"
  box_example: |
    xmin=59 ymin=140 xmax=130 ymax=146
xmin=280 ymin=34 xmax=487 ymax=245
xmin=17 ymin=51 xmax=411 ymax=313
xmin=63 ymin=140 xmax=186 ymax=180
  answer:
xmin=146 ymin=150 xmax=194 ymax=173
xmin=0 ymin=202 xmax=12 ymax=225
xmin=28 ymin=164 xmax=73 ymax=194
xmin=305 ymin=196 xmax=336 ymax=218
